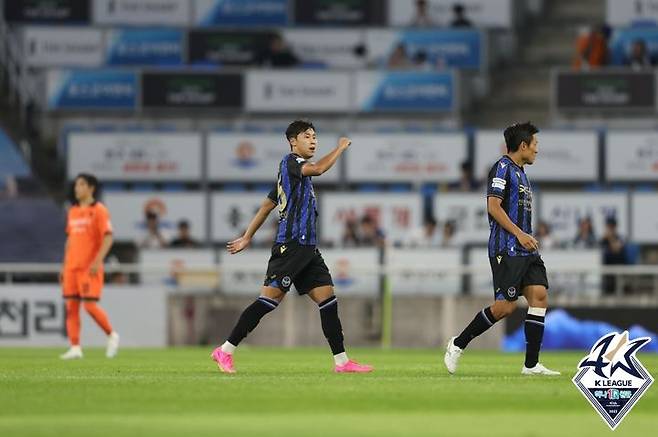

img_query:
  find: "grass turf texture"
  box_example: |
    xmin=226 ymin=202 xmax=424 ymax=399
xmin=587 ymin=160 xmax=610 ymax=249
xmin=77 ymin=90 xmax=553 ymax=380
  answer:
xmin=0 ymin=348 xmax=655 ymax=437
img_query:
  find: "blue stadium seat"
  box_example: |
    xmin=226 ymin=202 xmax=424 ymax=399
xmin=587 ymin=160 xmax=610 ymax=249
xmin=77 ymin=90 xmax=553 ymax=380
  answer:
xmin=255 ymin=183 xmax=275 ymax=192
xmin=420 ymin=183 xmax=437 ymax=196
xmin=584 ymin=183 xmax=603 ymax=192
xmin=132 ymin=183 xmax=156 ymax=191
xmin=102 ymin=182 xmax=126 ymax=192
xmin=625 ymin=243 xmax=640 ymax=264
xmin=356 ymin=184 xmax=382 ymax=192
xmin=631 ymin=19 xmax=658 ymax=27
xmin=635 ymin=184 xmax=655 ymax=192
xmin=610 ymin=184 xmax=629 ymax=193
xmin=390 ymin=184 xmax=411 ymax=192
xmin=162 ymin=183 xmax=185 ymax=191
xmin=223 ymin=183 xmax=247 ymax=191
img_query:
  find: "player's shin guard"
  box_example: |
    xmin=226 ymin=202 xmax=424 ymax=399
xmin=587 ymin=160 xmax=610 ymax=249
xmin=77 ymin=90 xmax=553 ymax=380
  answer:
xmin=227 ymin=296 xmax=279 ymax=346
xmin=83 ymin=301 xmax=113 ymax=335
xmin=524 ymin=307 xmax=546 ymax=368
xmin=65 ymin=299 xmax=81 ymax=346
xmin=318 ymin=296 xmax=345 ymax=355
xmin=454 ymin=307 xmax=497 ymax=349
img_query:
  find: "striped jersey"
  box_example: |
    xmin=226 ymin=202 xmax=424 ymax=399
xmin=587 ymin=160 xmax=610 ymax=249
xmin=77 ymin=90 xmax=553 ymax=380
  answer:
xmin=268 ymin=153 xmax=318 ymax=246
xmin=486 ymin=155 xmax=535 ymax=257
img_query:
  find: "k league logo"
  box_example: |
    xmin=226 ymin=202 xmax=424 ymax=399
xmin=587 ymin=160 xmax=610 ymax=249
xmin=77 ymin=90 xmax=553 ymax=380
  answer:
xmin=572 ymin=331 xmax=653 ymax=430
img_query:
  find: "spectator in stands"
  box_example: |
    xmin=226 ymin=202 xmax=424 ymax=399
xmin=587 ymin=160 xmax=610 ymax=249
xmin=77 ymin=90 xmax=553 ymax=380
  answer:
xmin=387 ymin=43 xmax=414 ymax=69
xmin=600 ymin=217 xmax=628 ymax=295
xmin=359 ymin=215 xmax=386 ymax=248
xmin=624 ymin=39 xmax=656 ymax=70
xmin=407 ymin=216 xmax=442 ymax=247
xmin=536 ymin=221 xmax=557 ymax=249
xmin=450 ymin=3 xmax=473 ymax=28
xmin=573 ymin=216 xmax=597 ymax=249
xmin=140 ymin=211 xmax=168 ymax=249
xmin=170 ymin=220 xmax=200 ymax=248
xmin=342 ymin=217 xmax=361 ymax=247
xmin=106 ymin=255 xmax=128 ymax=285
xmin=259 ymin=33 xmax=300 ymax=68
xmin=439 ymin=220 xmax=459 ymax=248
xmin=409 ymin=0 xmax=437 ymax=27
xmin=573 ymin=24 xmax=611 ymax=70
xmin=412 ymin=50 xmax=434 ymax=71
xmin=449 ymin=160 xmax=480 ymax=192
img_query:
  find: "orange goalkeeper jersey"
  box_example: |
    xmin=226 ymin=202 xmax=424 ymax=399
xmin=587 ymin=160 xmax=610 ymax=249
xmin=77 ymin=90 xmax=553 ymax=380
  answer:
xmin=64 ymin=202 xmax=113 ymax=270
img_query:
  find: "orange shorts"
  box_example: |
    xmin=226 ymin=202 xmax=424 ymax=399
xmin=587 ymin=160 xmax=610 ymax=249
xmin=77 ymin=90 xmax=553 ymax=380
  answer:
xmin=62 ymin=268 xmax=104 ymax=300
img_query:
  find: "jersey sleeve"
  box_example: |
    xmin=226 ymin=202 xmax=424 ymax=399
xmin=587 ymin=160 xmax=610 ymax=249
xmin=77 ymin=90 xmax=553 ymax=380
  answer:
xmin=96 ymin=204 xmax=113 ymax=235
xmin=287 ymin=155 xmax=306 ymax=179
xmin=487 ymin=161 xmax=510 ymax=199
xmin=267 ymin=186 xmax=277 ymax=204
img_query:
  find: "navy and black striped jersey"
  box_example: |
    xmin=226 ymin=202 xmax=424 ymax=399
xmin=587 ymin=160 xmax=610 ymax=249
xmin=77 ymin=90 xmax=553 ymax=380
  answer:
xmin=486 ymin=155 xmax=535 ymax=257
xmin=269 ymin=153 xmax=318 ymax=246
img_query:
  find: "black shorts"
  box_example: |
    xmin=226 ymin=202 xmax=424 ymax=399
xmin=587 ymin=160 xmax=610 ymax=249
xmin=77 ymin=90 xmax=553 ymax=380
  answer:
xmin=489 ymin=254 xmax=549 ymax=301
xmin=264 ymin=242 xmax=334 ymax=295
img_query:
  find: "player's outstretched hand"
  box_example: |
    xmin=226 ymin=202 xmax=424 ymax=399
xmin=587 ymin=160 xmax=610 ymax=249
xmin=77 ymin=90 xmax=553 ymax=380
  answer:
xmin=227 ymin=236 xmax=251 ymax=254
xmin=517 ymin=232 xmax=539 ymax=251
xmin=338 ymin=137 xmax=351 ymax=150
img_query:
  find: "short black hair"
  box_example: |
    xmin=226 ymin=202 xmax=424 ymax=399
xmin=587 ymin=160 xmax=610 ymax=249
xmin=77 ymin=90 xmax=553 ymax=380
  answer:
xmin=503 ymin=122 xmax=539 ymax=153
xmin=285 ymin=120 xmax=315 ymax=142
xmin=73 ymin=173 xmax=100 ymax=197
xmin=178 ymin=219 xmax=190 ymax=229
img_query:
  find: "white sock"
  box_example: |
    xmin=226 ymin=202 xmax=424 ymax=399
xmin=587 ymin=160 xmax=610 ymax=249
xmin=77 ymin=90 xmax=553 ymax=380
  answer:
xmin=334 ymin=352 xmax=349 ymax=366
xmin=221 ymin=341 xmax=236 ymax=355
xmin=70 ymin=345 xmax=82 ymax=352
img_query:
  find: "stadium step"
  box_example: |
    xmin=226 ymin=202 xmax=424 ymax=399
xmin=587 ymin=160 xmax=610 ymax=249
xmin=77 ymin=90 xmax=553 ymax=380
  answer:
xmin=464 ymin=0 xmax=604 ymax=128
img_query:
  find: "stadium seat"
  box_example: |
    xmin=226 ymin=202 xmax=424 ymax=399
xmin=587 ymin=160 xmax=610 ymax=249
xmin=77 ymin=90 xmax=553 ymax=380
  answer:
xmin=223 ymin=183 xmax=247 ymax=191
xmin=390 ymin=184 xmax=411 ymax=192
xmin=132 ymin=183 xmax=156 ymax=191
xmin=625 ymin=243 xmax=641 ymax=264
xmin=162 ymin=183 xmax=185 ymax=192
xmin=356 ymin=184 xmax=382 ymax=192
xmin=103 ymin=182 xmax=126 ymax=192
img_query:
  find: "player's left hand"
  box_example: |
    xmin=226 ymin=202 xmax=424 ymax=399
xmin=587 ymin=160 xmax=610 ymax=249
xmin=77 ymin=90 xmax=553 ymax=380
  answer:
xmin=227 ymin=236 xmax=251 ymax=254
xmin=89 ymin=260 xmax=101 ymax=275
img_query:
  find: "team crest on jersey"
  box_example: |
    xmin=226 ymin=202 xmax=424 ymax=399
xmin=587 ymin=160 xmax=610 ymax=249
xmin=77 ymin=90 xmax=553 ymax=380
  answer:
xmin=506 ymin=287 xmax=516 ymax=298
xmin=572 ymin=331 xmax=654 ymax=430
xmin=282 ymin=276 xmax=291 ymax=287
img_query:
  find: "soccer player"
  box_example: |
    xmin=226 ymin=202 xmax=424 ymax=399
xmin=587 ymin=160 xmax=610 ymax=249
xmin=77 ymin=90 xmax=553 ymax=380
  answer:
xmin=444 ymin=122 xmax=560 ymax=376
xmin=59 ymin=173 xmax=119 ymax=360
xmin=211 ymin=120 xmax=373 ymax=374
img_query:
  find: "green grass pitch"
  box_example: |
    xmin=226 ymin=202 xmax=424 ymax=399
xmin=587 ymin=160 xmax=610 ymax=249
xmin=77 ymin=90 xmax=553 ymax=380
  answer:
xmin=1 ymin=348 xmax=655 ymax=437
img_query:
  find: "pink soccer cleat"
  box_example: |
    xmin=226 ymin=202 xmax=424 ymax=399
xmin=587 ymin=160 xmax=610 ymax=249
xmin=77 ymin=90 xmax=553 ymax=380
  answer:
xmin=211 ymin=347 xmax=236 ymax=374
xmin=334 ymin=360 xmax=374 ymax=373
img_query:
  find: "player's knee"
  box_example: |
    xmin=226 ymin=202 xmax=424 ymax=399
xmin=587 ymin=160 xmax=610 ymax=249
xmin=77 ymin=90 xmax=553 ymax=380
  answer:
xmin=491 ymin=301 xmax=516 ymax=320
xmin=261 ymin=286 xmax=286 ymax=302
xmin=82 ymin=301 xmax=97 ymax=312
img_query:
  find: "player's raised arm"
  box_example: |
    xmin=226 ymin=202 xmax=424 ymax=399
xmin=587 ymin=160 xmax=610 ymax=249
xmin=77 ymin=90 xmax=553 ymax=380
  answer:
xmin=227 ymin=194 xmax=277 ymax=254
xmin=301 ymin=137 xmax=351 ymax=177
